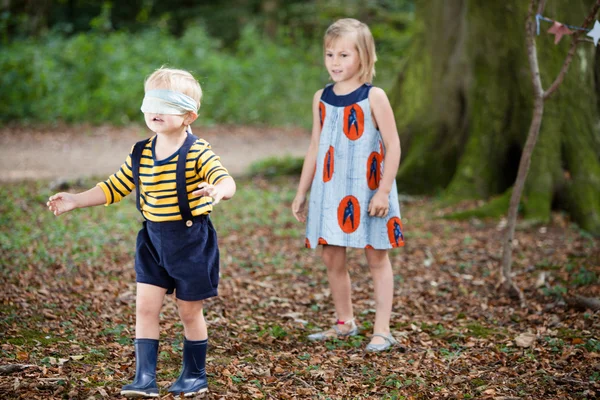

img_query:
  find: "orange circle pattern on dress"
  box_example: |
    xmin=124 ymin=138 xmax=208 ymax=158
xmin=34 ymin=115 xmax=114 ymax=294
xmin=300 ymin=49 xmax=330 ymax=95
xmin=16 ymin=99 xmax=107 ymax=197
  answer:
xmin=386 ymin=217 xmax=405 ymax=248
xmin=343 ymin=104 xmax=364 ymax=140
xmin=337 ymin=195 xmax=360 ymax=233
xmin=366 ymin=151 xmax=382 ymax=190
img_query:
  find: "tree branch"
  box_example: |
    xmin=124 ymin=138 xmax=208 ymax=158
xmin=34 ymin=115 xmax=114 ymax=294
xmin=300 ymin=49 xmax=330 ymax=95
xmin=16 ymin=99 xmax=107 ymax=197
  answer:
xmin=499 ymin=0 xmax=545 ymax=305
xmin=0 ymin=364 xmax=36 ymax=375
xmin=544 ymin=0 xmax=600 ymax=99
xmin=537 ymin=0 xmax=546 ymax=15
xmin=577 ymin=37 xmax=595 ymax=44
xmin=527 ymin=0 xmax=545 ymax=98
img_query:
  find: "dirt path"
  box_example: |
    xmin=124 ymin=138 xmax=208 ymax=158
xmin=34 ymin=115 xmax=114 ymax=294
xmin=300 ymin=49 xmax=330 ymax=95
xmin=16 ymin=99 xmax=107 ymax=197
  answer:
xmin=0 ymin=124 xmax=310 ymax=182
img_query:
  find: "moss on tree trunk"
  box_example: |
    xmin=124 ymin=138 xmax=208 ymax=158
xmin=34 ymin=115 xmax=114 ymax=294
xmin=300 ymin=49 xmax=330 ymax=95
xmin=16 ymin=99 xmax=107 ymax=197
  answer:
xmin=392 ymin=0 xmax=600 ymax=234
xmin=391 ymin=0 xmax=469 ymax=194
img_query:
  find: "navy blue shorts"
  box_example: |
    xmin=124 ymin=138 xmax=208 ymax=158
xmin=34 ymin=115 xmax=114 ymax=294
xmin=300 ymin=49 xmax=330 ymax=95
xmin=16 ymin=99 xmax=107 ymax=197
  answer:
xmin=134 ymin=215 xmax=220 ymax=301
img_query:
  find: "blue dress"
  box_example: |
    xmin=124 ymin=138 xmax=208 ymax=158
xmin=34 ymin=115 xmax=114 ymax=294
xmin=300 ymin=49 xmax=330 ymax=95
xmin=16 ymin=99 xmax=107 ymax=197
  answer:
xmin=305 ymin=84 xmax=404 ymax=250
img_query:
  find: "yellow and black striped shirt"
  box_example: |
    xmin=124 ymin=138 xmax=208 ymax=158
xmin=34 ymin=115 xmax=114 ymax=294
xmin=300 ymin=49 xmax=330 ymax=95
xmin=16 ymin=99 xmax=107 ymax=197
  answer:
xmin=97 ymin=136 xmax=230 ymax=222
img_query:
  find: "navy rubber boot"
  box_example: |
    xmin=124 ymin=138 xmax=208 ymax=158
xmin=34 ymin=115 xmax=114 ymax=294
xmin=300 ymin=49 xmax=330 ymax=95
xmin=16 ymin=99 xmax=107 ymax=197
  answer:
xmin=120 ymin=339 xmax=160 ymax=398
xmin=168 ymin=338 xmax=208 ymax=397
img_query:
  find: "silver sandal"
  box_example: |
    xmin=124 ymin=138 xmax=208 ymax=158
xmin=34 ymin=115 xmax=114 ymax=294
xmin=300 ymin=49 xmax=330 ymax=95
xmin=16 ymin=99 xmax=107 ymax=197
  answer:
xmin=365 ymin=333 xmax=397 ymax=352
xmin=307 ymin=318 xmax=358 ymax=341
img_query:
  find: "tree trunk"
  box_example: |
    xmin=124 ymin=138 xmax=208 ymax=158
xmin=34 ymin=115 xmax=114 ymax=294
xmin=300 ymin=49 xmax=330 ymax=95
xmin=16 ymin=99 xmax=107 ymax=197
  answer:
xmin=261 ymin=0 xmax=279 ymax=39
xmin=392 ymin=0 xmax=600 ymax=235
xmin=390 ymin=0 xmax=471 ymax=194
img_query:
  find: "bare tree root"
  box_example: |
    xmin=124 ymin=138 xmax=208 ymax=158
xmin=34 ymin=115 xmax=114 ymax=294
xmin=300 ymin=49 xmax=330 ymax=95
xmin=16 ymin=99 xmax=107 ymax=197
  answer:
xmin=0 ymin=364 xmax=37 ymax=375
xmin=565 ymin=295 xmax=600 ymax=312
xmin=497 ymin=278 xmax=527 ymax=307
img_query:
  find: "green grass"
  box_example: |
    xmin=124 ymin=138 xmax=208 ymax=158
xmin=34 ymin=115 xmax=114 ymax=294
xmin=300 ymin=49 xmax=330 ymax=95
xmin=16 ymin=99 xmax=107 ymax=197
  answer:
xmin=3 ymin=329 xmax=64 ymax=347
xmin=0 ymin=179 xmax=140 ymax=273
xmin=466 ymin=322 xmax=496 ymax=339
xmin=211 ymin=178 xmax=297 ymax=236
xmin=0 ymin=177 xmax=298 ymax=274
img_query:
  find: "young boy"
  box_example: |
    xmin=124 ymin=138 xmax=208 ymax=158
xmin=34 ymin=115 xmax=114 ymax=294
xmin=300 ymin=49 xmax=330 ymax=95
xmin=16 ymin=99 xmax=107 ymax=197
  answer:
xmin=47 ymin=67 xmax=236 ymax=398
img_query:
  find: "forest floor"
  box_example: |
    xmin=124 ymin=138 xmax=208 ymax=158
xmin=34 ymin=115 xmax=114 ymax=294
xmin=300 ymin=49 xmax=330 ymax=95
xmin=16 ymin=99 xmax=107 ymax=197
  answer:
xmin=0 ymin=125 xmax=599 ymax=399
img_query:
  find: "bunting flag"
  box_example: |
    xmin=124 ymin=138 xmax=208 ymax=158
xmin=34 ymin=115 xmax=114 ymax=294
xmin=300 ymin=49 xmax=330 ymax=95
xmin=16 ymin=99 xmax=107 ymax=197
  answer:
xmin=535 ymin=14 xmax=600 ymax=45
xmin=547 ymin=21 xmax=573 ymax=44
xmin=588 ymin=21 xmax=600 ymax=46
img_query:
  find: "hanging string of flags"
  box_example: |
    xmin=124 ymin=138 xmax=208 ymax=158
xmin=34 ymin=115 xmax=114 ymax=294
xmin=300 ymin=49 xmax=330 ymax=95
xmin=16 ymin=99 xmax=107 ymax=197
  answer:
xmin=536 ymin=14 xmax=600 ymax=45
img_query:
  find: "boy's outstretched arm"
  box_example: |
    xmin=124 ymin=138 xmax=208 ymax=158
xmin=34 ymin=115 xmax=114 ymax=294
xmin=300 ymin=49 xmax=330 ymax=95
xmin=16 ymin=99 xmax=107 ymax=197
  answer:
xmin=192 ymin=177 xmax=236 ymax=205
xmin=47 ymin=186 xmax=108 ymax=216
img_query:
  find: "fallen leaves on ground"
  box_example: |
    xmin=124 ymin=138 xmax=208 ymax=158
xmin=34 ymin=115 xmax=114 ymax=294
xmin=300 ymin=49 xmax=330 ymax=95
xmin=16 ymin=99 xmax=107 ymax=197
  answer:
xmin=0 ymin=177 xmax=599 ymax=399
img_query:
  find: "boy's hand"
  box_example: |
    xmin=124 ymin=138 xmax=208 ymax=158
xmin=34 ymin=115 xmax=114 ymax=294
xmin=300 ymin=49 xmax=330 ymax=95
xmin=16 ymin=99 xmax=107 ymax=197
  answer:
xmin=368 ymin=190 xmax=389 ymax=218
xmin=193 ymin=182 xmax=224 ymax=205
xmin=292 ymin=194 xmax=307 ymax=223
xmin=47 ymin=192 xmax=78 ymax=216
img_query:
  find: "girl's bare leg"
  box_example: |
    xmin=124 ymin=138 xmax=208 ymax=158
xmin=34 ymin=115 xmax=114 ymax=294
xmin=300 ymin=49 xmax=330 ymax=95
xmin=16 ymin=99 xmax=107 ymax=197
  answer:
xmin=365 ymin=248 xmax=394 ymax=345
xmin=322 ymin=245 xmax=354 ymax=331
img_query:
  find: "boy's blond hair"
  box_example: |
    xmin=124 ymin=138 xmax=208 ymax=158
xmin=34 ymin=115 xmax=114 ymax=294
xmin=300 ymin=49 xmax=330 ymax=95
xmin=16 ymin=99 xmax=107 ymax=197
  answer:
xmin=324 ymin=18 xmax=377 ymax=84
xmin=144 ymin=67 xmax=203 ymax=110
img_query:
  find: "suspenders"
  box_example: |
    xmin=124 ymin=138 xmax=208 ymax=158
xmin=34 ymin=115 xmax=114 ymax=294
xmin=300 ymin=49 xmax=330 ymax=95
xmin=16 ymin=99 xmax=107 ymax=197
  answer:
xmin=131 ymin=132 xmax=199 ymax=226
xmin=131 ymin=138 xmax=149 ymax=216
xmin=175 ymin=133 xmax=198 ymax=226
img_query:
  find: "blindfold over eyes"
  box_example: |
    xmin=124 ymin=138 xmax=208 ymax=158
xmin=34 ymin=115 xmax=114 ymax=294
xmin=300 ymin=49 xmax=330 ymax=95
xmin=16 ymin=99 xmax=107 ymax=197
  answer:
xmin=140 ymin=89 xmax=198 ymax=115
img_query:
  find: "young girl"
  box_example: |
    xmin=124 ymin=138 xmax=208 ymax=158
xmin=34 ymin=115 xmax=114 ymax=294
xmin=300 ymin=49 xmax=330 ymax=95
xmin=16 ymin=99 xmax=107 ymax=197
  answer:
xmin=292 ymin=18 xmax=404 ymax=352
xmin=47 ymin=67 xmax=236 ymax=397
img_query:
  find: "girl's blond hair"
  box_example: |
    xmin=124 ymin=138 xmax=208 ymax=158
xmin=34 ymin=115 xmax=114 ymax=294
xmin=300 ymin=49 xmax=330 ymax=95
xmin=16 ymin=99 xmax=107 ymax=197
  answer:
xmin=324 ymin=18 xmax=377 ymax=83
xmin=144 ymin=67 xmax=203 ymax=110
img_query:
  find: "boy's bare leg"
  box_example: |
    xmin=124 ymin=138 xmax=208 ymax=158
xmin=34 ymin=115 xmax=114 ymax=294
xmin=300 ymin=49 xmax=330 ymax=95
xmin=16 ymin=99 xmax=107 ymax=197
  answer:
xmin=365 ymin=248 xmax=394 ymax=345
xmin=135 ymin=283 xmax=167 ymax=339
xmin=176 ymin=300 xmax=207 ymax=340
xmin=322 ymin=245 xmax=354 ymax=331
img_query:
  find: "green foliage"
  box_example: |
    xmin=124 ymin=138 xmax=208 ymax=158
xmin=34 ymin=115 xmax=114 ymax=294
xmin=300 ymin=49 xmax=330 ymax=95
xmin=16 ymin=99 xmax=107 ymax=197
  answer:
xmin=0 ymin=25 xmax=324 ymax=127
xmin=544 ymin=337 xmax=566 ymax=353
xmin=2 ymin=0 xmax=414 ymax=50
xmin=541 ymin=284 xmax=567 ymax=299
xmin=420 ymin=322 xmax=447 ymax=338
xmin=100 ymin=324 xmax=131 ymax=345
xmin=539 ymin=261 xmax=597 ymax=302
xmin=1 ymin=1 xmax=413 ymax=127
xmin=579 ymin=338 xmax=600 ymax=353
xmin=571 ymin=266 xmax=598 ymax=286
xmin=248 ymin=155 xmax=305 ymax=177
xmin=269 ymin=325 xmax=288 ymax=339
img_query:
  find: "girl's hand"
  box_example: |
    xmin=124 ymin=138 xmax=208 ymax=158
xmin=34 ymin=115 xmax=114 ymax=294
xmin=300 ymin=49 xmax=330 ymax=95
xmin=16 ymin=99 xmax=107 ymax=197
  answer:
xmin=193 ymin=182 xmax=224 ymax=205
xmin=47 ymin=192 xmax=78 ymax=216
xmin=368 ymin=190 xmax=389 ymax=218
xmin=292 ymin=194 xmax=307 ymax=223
